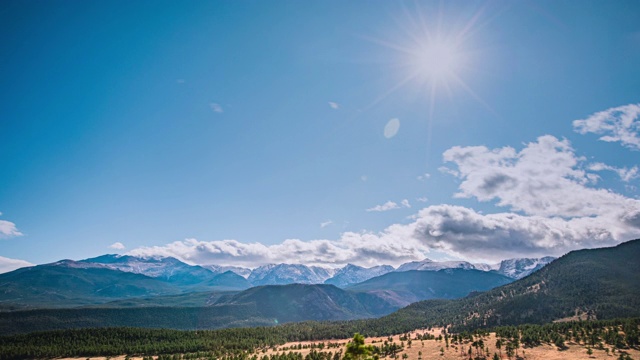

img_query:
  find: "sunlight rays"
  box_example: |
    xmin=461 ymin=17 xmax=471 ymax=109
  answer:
xmin=361 ymin=2 xmax=495 ymax=168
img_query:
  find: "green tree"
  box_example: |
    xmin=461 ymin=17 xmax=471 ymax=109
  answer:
xmin=344 ymin=334 xmax=375 ymax=360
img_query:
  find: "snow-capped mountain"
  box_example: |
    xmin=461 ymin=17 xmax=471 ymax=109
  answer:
xmin=247 ymin=263 xmax=335 ymax=286
xmin=204 ymin=265 xmax=252 ymax=279
xmin=79 ymin=254 xmax=216 ymax=285
xmin=396 ymin=258 xmax=481 ymax=272
xmin=496 ymin=256 xmax=556 ymax=279
xmin=324 ymin=264 xmax=394 ymax=288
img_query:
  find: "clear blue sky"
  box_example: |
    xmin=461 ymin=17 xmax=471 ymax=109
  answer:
xmin=1 ymin=0 xmax=639 ymax=270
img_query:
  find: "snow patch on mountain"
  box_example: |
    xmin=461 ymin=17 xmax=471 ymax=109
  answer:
xmin=324 ymin=264 xmax=394 ymax=288
xmin=204 ymin=265 xmax=252 ymax=278
xmin=497 ymin=256 xmax=556 ymax=279
xmin=247 ymin=264 xmax=335 ymax=285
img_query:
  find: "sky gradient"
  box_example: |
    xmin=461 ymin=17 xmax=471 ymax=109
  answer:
xmin=1 ymin=0 xmax=640 ymax=272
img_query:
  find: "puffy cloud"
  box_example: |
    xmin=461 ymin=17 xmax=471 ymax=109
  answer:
xmin=0 ymin=256 xmax=33 ymax=274
xmin=127 ymin=202 xmax=640 ymax=266
xmin=441 ymin=135 xmax=637 ymax=218
xmin=366 ymin=201 xmax=400 ymax=212
xmin=573 ymin=103 xmax=640 ymax=150
xmin=409 ymin=204 xmax=636 ymax=261
xmin=109 ymin=242 xmax=125 ymax=250
xmin=0 ymin=213 xmax=22 ymax=239
xmin=129 ymin=235 xmax=426 ymax=268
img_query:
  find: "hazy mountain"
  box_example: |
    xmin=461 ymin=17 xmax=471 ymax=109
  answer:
xmin=80 ymin=254 xmax=216 ymax=285
xmin=214 ymin=283 xmax=398 ymax=322
xmin=204 ymin=265 xmax=252 ymax=278
xmin=381 ymin=239 xmax=640 ymax=331
xmin=247 ymin=264 xmax=335 ymax=286
xmin=347 ymin=268 xmax=513 ymax=307
xmin=496 ymin=256 xmax=556 ymax=279
xmin=324 ymin=264 xmax=394 ymax=288
xmin=0 ymin=284 xmax=399 ymax=335
xmin=201 ymin=271 xmax=251 ymax=290
xmin=0 ymin=261 xmax=180 ymax=309
xmin=396 ymin=259 xmax=483 ymax=272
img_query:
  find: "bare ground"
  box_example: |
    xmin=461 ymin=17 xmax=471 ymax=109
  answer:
xmin=60 ymin=329 xmax=640 ymax=360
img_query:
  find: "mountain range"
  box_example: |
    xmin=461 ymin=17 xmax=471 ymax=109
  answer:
xmin=0 ymin=252 xmax=555 ymax=311
xmin=0 ymin=239 xmax=637 ymax=336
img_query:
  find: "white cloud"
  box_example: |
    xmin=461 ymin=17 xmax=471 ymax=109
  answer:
xmin=384 ymin=118 xmax=400 ymax=138
xmin=589 ymin=162 xmax=639 ymax=182
xmin=417 ymin=197 xmax=429 ymax=202
xmin=320 ymin=220 xmax=333 ymax=228
xmin=409 ymin=204 xmax=638 ymax=261
xmin=573 ymin=103 xmax=640 ymax=150
xmin=328 ymin=102 xmax=340 ymax=109
xmin=366 ymin=201 xmax=400 ymax=212
xmin=401 ymin=199 xmax=411 ymax=208
xmin=0 ymin=213 xmax=22 ymax=239
xmin=417 ymin=173 xmax=431 ymax=181
xmin=129 ymin=236 xmax=427 ymax=268
xmin=209 ymin=102 xmax=224 ymax=113
xmin=441 ymin=135 xmax=638 ymax=218
xmin=0 ymin=256 xmax=33 ymax=274
xmin=109 ymin=242 xmax=126 ymax=250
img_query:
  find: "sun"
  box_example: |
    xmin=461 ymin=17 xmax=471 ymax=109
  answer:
xmin=408 ymin=37 xmax=466 ymax=86
xmin=360 ymin=4 xmax=486 ymax=112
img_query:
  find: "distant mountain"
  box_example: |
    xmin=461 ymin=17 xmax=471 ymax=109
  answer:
xmin=80 ymin=254 xmax=216 ymax=285
xmin=496 ymin=256 xmax=556 ymax=279
xmin=204 ymin=265 xmax=252 ymax=278
xmin=201 ymin=271 xmax=251 ymax=290
xmin=324 ymin=264 xmax=394 ymax=288
xmin=347 ymin=268 xmax=513 ymax=307
xmin=0 ymin=261 xmax=180 ymax=309
xmin=379 ymin=239 xmax=640 ymax=331
xmin=214 ymin=283 xmax=398 ymax=322
xmin=247 ymin=264 xmax=335 ymax=286
xmin=0 ymin=284 xmax=400 ymax=335
xmin=396 ymin=259 xmax=484 ymax=272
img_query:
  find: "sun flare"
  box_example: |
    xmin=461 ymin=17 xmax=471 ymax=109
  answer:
xmin=408 ymin=38 xmax=465 ymax=85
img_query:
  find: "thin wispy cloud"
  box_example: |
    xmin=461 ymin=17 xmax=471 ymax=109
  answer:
xmin=400 ymin=199 xmax=411 ymax=208
xmin=366 ymin=201 xmax=400 ymax=212
xmin=417 ymin=173 xmax=431 ymax=181
xmin=328 ymin=102 xmax=340 ymax=109
xmin=209 ymin=102 xmax=224 ymax=113
xmin=320 ymin=220 xmax=333 ymax=228
xmin=573 ymin=103 xmax=640 ymax=150
xmin=417 ymin=197 xmax=429 ymax=203
xmin=589 ymin=162 xmax=639 ymax=182
xmin=109 ymin=242 xmax=126 ymax=250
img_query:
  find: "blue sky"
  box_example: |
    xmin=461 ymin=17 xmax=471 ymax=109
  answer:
xmin=1 ymin=0 xmax=639 ymax=271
